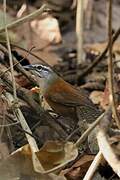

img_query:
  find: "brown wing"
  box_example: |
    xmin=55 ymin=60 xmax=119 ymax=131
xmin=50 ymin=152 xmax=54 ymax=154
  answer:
xmin=45 ymin=78 xmax=102 ymax=121
xmin=48 ymin=90 xmax=101 ymax=121
xmin=48 ymin=88 xmax=96 ymax=108
xmin=45 ymin=78 xmax=92 ymax=106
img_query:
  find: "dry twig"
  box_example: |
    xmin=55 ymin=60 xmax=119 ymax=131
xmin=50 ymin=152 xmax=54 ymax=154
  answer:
xmin=0 ymin=4 xmax=46 ymax=33
xmin=78 ymin=27 xmax=120 ymax=79
xmin=107 ymin=0 xmax=120 ymax=128
xmin=96 ymin=107 xmax=120 ymax=177
xmin=3 ymin=0 xmax=45 ymax=173
xmin=0 ymin=66 xmax=67 ymax=138
xmin=3 ymin=0 xmax=17 ymax=99
xmin=83 ymin=151 xmax=103 ymax=180
xmin=84 ymin=106 xmax=112 ymax=179
xmin=5 ymin=92 xmax=45 ymax=172
xmin=0 ymin=43 xmax=37 ymax=85
xmin=74 ymin=112 xmax=105 ymax=148
xmin=0 ymin=46 xmax=34 ymax=78
xmin=97 ymin=130 xmax=120 ymax=177
xmin=76 ymin=0 xmax=84 ymax=64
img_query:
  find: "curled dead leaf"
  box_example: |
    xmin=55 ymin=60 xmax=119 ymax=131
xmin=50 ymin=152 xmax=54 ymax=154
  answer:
xmin=36 ymin=141 xmax=78 ymax=172
xmin=0 ymin=143 xmax=67 ymax=180
xmin=60 ymin=154 xmax=94 ymax=179
xmin=31 ymin=16 xmax=62 ymax=44
xmin=90 ymin=90 xmax=103 ymax=105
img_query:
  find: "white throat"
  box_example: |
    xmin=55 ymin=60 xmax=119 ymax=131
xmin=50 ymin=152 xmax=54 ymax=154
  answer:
xmin=38 ymin=72 xmax=58 ymax=94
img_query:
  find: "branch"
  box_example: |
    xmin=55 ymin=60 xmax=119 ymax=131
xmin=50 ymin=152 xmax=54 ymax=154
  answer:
xmin=97 ymin=127 xmax=120 ymax=178
xmin=0 ymin=4 xmax=46 ymax=33
xmin=84 ymin=106 xmax=112 ymax=179
xmin=75 ymin=112 xmax=105 ymax=148
xmin=5 ymin=92 xmax=45 ymax=173
xmin=107 ymin=0 xmax=120 ymax=128
xmin=0 ymin=44 xmax=37 ymax=85
xmin=78 ymin=27 xmax=120 ymax=79
xmin=76 ymin=0 xmax=84 ymax=64
xmin=83 ymin=151 xmax=103 ymax=180
xmin=3 ymin=0 xmax=17 ymax=99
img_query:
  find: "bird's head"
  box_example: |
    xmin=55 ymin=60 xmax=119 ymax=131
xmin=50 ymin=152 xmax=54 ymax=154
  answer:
xmin=24 ymin=64 xmax=59 ymax=93
xmin=24 ymin=64 xmax=56 ymax=79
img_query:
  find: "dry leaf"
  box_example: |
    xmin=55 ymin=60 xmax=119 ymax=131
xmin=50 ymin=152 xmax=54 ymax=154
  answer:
xmin=0 ymin=84 xmax=6 ymax=95
xmin=0 ymin=144 xmax=67 ymax=180
xmin=0 ymin=141 xmax=78 ymax=179
xmin=15 ymin=74 xmax=31 ymax=88
xmin=60 ymin=154 xmax=94 ymax=179
xmin=85 ymin=42 xmax=120 ymax=54
xmin=36 ymin=141 xmax=78 ymax=172
xmin=109 ymin=135 xmax=120 ymax=156
xmin=90 ymin=90 xmax=103 ymax=105
xmin=31 ymin=16 xmax=62 ymax=44
xmin=100 ymin=82 xmax=109 ymax=110
xmin=12 ymin=47 xmax=60 ymax=66
xmin=0 ymin=143 xmax=9 ymax=160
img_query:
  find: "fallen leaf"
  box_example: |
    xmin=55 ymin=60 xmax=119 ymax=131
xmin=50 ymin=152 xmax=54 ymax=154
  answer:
xmin=0 ymin=140 xmax=78 ymax=179
xmin=90 ymin=90 xmax=103 ymax=105
xmin=0 ymin=143 xmax=9 ymax=160
xmin=109 ymin=135 xmax=120 ymax=156
xmin=36 ymin=141 xmax=78 ymax=172
xmin=85 ymin=42 xmax=120 ymax=54
xmin=31 ymin=16 xmax=62 ymax=44
xmin=100 ymin=82 xmax=109 ymax=110
xmin=0 ymin=144 xmax=67 ymax=180
xmin=60 ymin=154 xmax=94 ymax=179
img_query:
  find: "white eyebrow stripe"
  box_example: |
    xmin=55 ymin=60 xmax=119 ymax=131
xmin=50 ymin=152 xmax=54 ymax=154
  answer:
xmin=34 ymin=64 xmax=51 ymax=71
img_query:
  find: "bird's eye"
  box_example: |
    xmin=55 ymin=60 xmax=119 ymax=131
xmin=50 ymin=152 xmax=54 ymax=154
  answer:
xmin=37 ymin=66 xmax=42 ymax=70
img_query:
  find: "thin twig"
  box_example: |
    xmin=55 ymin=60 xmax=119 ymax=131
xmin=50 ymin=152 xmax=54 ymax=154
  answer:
xmin=0 ymin=41 xmax=52 ymax=67
xmin=4 ymin=116 xmax=40 ymax=141
xmin=83 ymin=151 xmax=103 ymax=180
xmin=107 ymin=0 xmax=120 ymax=128
xmin=66 ymin=127 xmax=80 ymax=141
xmin=6 ymin=122 xmax=14 ymax=152
xmin=3 ymin=1 xmax=45 ymax=172
xmin=5 ymin=92 xmax=45 ymax=172
xmin=85 ymin=0 xmax=94 ymax=30
xmin=78 ymin=27 xmax=120 ymax=79
xmin=84 ymin=105 xmax=112 ymax=179
xmin=74 ymin=112 xmax=105 ymax=148
xmin=97 ymin=129 xmax=120 ymax=177
xmin=25 ymin=2 xmax=34 ymax=48
xmin=0 ymin=46 xmax=35 ymax=78
xmin=76 ymin=0 xmax=84 ymax=64
xmin=0 ymin=4 xmax=46 ymax=33
xmin=0 ymin=100 xmax=6 ymax=140
xmin=3 ymin=0 xmax=17 ymax=99
xmin=0 ymin=43 xmax=37 ymax=85
xmin=1 ymin=27 xmax=120 ymax=83
xmin=0 ymin=120 xmax=19 ymax=127
xmin=96 ymin=99 xmax=120 ymax=178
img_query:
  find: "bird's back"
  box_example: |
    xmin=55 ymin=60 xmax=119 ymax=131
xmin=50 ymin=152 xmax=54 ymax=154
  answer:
xmin=44 ymin=77 xmax=101 ymax=122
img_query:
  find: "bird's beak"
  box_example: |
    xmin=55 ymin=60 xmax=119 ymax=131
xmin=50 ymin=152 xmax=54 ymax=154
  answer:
xmin=23 ymin=64 xmax=34 ymax=70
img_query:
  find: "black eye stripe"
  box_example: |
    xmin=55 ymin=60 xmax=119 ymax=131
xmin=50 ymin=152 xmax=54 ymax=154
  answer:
xmin=35 ymin=65 xmax=50 ymax=72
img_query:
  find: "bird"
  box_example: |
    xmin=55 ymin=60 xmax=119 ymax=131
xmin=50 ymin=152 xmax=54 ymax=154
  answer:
xmin=24 ymin=64 xmax=101 ymax=123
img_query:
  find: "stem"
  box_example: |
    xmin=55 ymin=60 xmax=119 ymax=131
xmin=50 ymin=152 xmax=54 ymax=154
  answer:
xmin=0 ymin=4 xmax=46 ymax=33
xmin=76 ymin=0 xmax=84 ymax=64
xmin=3 ymin=0 xmax=17 ymax=99
xmin=107 ymin=0 xmax=120 ymax=128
